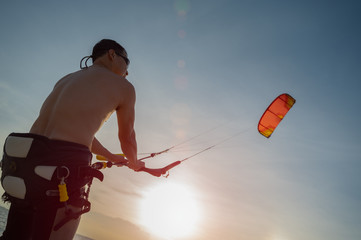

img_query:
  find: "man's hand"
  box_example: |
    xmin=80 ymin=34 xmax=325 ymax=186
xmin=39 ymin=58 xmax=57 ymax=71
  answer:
xmin=107 ymin=154 xmax=128 ymax=166
xmin=128 ymin=160 xmax=145 ymax=171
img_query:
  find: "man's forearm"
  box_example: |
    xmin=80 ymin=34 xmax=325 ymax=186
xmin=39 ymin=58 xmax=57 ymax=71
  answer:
xmin=120 ymin=130 xmax=137 ymax=164
xmin=91 ymin=137 xmax=113 ymax=159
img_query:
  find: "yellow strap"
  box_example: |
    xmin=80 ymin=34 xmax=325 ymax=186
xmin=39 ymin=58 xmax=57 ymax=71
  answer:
xmin=58 ymin=183 xmax=69 ymax=202
xmin=96 ymin=153 xmax=125 ymax=161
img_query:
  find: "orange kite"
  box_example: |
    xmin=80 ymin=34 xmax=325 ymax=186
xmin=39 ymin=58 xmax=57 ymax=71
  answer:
xmin=258 ymin=93 xmax=296 ymax=138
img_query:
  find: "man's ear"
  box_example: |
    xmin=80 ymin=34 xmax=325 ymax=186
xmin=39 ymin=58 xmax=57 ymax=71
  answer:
xmin=108 ymin=49 xmax=116 ymax=60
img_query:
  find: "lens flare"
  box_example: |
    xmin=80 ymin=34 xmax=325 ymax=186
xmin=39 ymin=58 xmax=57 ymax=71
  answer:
xmin=177 ymin=29 xmax=186 ymax=39
xmin=177 ymin=60 xmax=186 ymax=68
xmin=174 ymin=0 xmax=190 ymax=16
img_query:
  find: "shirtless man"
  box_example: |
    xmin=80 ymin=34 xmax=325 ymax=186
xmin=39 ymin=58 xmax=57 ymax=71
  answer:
xmin=0 ymin=39 xmax=144 ymax=239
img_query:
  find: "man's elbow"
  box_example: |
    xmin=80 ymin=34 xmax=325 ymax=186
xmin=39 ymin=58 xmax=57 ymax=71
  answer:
xmin=118 ymin=130 xmax=135 ymax=145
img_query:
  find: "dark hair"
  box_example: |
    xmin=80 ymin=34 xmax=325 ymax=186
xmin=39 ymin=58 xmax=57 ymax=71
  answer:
xmin=92 ymin=39 xmax=128 ymax=63
xmin=80 ymin=39 xmax=129 ymax=69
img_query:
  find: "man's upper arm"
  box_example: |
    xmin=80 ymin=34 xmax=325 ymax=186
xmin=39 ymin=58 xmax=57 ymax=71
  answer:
xmin=116 ymin=82 xmax=136 ymax=140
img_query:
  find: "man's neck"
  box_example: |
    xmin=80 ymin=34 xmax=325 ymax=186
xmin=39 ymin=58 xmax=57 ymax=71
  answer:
xmin=93 ymin=59 xmax=112 ymax=71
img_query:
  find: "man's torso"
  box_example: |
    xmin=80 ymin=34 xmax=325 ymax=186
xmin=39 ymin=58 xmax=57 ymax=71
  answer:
xmin=30 ymin=66 xmax=129 ymax=147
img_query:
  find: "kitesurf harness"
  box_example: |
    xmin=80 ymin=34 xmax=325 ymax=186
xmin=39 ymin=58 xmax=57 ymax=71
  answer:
xmin=0 ymin=133 xmax=104 ymax=231
xmin=52 ymin=165 xmax=104 ymax=231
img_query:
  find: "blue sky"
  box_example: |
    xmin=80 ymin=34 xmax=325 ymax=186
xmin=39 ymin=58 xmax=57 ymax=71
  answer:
xmin=1 ymin=0 xmax=361 ymax=239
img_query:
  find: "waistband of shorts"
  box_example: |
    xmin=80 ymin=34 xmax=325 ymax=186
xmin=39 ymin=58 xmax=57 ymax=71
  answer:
xmin=9 ymin=132 xmax=90 ymax=151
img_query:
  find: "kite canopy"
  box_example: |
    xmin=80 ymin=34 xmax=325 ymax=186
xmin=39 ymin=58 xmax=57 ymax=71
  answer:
xmin=258 ymin=93 xmax=296 ymax=138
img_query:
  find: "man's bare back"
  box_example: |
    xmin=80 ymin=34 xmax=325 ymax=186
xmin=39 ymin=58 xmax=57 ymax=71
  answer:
xmin=30 ymin=42 xmax=141 ymax=169
xmin=30 ymin=65 xmax=133 ymax=148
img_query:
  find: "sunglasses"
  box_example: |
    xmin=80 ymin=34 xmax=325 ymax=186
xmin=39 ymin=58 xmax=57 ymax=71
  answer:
xmin=115 ymin=51 xmax=130 ymax=66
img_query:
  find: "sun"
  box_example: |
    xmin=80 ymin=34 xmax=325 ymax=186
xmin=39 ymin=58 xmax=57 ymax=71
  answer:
xmin=139 ymin=182 xmax=201 ymax=239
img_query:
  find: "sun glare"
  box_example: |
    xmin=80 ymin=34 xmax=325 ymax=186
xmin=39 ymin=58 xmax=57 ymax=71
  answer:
xmin=140 ymin=182 xmax=201 ymax=239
